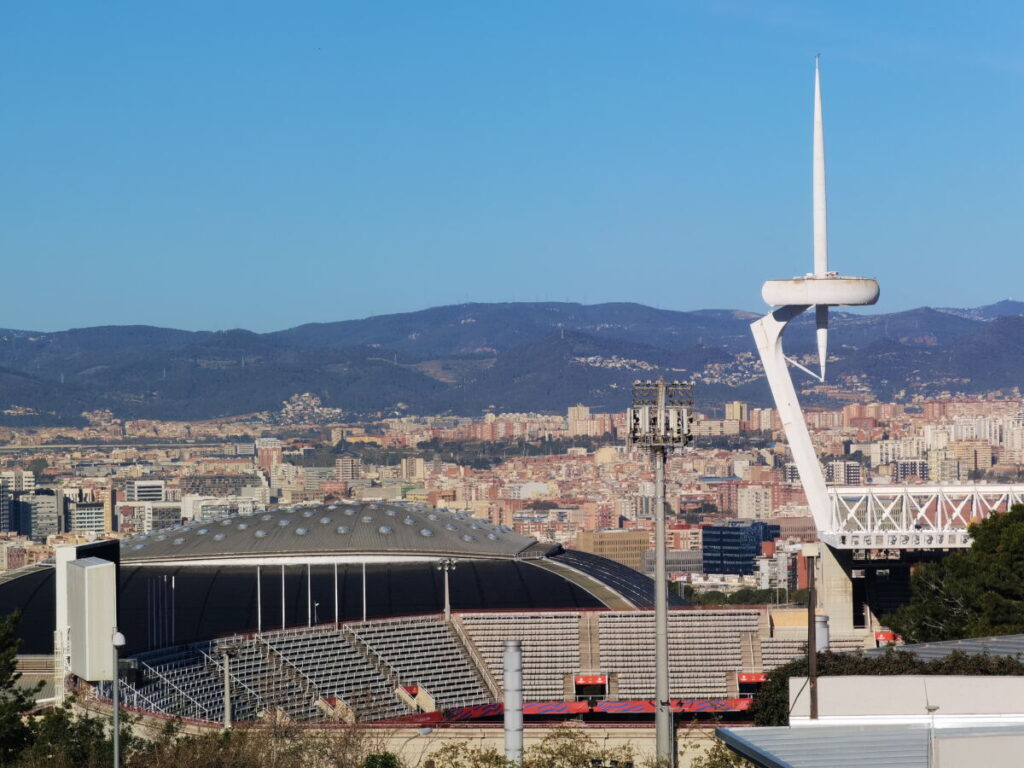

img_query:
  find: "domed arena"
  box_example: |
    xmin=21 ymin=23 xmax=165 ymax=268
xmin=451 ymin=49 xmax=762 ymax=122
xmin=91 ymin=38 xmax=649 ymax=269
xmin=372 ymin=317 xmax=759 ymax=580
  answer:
xmin=0 ymin=500 xmax=832 ymax=727
xmin=0 ymin=500 xmax=867 ymax=728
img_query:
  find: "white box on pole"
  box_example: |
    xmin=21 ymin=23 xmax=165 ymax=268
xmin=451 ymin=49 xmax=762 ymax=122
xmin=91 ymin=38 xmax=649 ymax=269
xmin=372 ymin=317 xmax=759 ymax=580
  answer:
xmin=67 ymin=557 xmax=116 ymax=681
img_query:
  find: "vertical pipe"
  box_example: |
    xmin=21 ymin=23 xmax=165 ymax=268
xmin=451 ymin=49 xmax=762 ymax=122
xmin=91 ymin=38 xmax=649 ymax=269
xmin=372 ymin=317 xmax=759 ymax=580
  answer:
xmin=443 ymin=566 xmax=451 ymax=622
xmin=112 ymin=633 xmax=121 ymax=768
xmin=307 ymin=563 xmax=312 ymax=627
xmin=256 ymin=566 xmax=262 ymax=634
xmin=362 ymin=562 xmax=367 ymax=622
xmin=171 ymin=575 xmax=176 ymax=645
xmin=281 ymin=564 xmax=285 ymax=630
xmin=333 ymin=562 xmax=339 ymax=627
xmin=654 ymin=444 xmax=673 ymax=766
xmin=808 ymin=553 xmax=818 ymax=719
xmin=503 ymin=639 xmax=523 ymax=764
xmin=222 ymin=651 xmax=232 ymax=729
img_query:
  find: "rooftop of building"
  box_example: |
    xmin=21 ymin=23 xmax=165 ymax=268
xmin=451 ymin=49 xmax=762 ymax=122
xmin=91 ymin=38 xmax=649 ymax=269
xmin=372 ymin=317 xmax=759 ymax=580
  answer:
xmin=121 ymin=500 xmax=553 ymax=565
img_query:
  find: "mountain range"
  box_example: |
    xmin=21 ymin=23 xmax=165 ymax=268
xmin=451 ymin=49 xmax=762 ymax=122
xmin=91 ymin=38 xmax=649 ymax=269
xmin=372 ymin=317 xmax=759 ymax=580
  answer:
xmin=2 ymin=299 xmax=1023 ymax=425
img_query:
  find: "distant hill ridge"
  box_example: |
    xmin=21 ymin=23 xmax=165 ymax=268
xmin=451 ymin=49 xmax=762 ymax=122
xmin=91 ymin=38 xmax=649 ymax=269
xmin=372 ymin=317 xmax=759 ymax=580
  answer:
xmin=0 ymin=300 xmax=1021 ymax=424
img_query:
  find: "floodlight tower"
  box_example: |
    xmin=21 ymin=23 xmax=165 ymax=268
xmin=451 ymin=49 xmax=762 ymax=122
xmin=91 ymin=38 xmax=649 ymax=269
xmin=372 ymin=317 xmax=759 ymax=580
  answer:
xmin=627 ymin=380 xmax=693 ymax=768
xmin=751 ymin=57 xmax=879 ymax=535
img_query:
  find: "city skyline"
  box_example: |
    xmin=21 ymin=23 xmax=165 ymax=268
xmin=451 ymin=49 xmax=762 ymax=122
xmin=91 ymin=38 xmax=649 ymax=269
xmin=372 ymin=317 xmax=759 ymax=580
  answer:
xmin=2 ymin=1 xmax=1021 ymax=331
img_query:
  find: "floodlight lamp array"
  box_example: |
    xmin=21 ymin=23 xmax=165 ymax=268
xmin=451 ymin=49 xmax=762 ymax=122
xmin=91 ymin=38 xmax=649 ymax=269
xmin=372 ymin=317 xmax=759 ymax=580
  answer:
xmin=626 ymin=380 xmax=694 ymax=449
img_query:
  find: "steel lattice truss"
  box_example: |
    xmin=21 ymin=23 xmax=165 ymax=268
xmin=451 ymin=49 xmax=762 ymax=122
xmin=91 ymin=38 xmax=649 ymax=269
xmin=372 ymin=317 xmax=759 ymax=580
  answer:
xmin=822 ymin=484 xmax=1024 ymax=550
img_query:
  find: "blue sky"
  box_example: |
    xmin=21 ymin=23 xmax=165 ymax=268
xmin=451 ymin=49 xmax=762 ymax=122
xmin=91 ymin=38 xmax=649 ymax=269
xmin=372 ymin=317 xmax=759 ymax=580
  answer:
xmin=1 ymin=1 xmax=1021 ymax=332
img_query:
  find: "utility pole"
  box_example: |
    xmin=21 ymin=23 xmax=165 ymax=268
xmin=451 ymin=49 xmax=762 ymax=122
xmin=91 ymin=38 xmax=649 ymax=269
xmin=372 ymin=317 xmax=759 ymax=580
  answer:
xmin=221 ymin=641 xmax=242 ymax=729
xmin=112 ymin=629 xmax=125 ymax=768
xmin=804 ymin=543 xmax=819 ymax=720
xmin=627 ymin=380 xmax=693 ymax=768
xmin=437 ymin=558 xmax=457 ymax=622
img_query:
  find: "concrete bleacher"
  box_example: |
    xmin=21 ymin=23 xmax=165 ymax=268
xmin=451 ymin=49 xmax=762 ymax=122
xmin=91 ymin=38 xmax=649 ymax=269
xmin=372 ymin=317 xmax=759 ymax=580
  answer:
xmin=347 ymin=615 xmax=490 ymax=710
xmin=130 ymin=617 xmax=493 ymax=724
xmin=131 ymin=646 xmax=226 ymax=722
xmin=459 ymin=612 xmax=582 ymax=701
xmin=218 ymin=637 xmax=322 ymax=721
xmin=259 ymin=626 xmax=406 ymax=721
xmin=599 ymin=610 xmax=761 ymax=698
xmin=122 ymin=607 xmax=875 ymax=724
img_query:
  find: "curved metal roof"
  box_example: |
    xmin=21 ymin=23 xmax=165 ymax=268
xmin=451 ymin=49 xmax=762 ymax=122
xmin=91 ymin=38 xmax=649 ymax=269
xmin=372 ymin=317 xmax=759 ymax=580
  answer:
xmin=121 ymin=501 xmax=552 ymax=565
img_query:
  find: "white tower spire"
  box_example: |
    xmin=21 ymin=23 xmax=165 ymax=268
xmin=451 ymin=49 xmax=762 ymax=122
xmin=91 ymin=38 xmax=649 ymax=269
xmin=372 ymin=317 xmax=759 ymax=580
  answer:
xmin=813 ymin=55 xmax=829 ymax=379
xmin=813 ymin=54 xmax=828 ymax=276
xmin=752 ymin=56 xmax=879 ymax=534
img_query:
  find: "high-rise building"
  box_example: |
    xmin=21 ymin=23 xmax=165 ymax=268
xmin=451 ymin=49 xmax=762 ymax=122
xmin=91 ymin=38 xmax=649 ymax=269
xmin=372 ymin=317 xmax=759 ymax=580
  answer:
xmin=893 ymin=460 xmax=929 ymax=483
xmin=335 ymin=455 xmax=363 ymax=481
xmin=724 ymin=401 xmax=749 ymax=423
xmin=574 ymin=529 xmax=650 ymax=572
xmin=401 ymin=457 xmax=426 ymax=482
xmin=126 ymin=479 xmax=166 ymax=502
xmin=701 ymin=521 xmax=780 ymax=576
xmin=257 ymin=446 xmax=283 ymax=476
xmin=824 ymin=461 xmax=862 ymax=485
xmin=567 ymin=404 xmax=593 ymax=437
xmin=0 ymin=470 xmax=35 ymax=532
xmin=66 ymin=502 xmax=106 ymax=534
xmin=18 ymin=489 xmax=64 ymax=541
xmin=736 ymin=485 xmax=773 ymax=519
xmin=0 ymin=470 xmax=35 ymax=493
xmin=948 ymin=440 xmax=993 ymax=475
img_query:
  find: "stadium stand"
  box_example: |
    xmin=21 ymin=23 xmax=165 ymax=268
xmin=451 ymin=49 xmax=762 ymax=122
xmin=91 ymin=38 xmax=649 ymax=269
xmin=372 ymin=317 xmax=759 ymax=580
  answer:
xmin=459 ymin=612 xmax=582 ymax=701
xmin=345 ymin=615 xmax=490 ymax=710
xmin=599 ymin=610 xmax=760 ymax=698
xmin=259 ymin=626 xmax=406 ymax=721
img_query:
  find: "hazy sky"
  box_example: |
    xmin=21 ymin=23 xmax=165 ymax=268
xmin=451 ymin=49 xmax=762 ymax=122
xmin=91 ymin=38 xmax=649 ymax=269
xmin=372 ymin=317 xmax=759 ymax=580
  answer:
xmin=2 ymin=1 xmax=1021 ymax=332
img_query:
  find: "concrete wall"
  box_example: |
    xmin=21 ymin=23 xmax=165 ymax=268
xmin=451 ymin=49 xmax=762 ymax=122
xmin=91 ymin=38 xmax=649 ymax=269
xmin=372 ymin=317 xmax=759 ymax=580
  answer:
xmin=790 ymin=675 xmax=1024 ymax=723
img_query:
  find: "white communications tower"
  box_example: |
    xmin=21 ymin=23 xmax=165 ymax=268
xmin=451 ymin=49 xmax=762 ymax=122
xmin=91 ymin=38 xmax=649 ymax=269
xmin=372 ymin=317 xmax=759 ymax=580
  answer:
xmin=750 ymin=57 xmax=880 ymax=536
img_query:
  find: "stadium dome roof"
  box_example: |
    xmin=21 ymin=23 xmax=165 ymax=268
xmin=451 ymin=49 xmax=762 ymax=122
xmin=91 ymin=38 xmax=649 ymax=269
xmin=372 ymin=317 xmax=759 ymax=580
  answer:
xmin=121 ymin=501 xmax=553 ymax=565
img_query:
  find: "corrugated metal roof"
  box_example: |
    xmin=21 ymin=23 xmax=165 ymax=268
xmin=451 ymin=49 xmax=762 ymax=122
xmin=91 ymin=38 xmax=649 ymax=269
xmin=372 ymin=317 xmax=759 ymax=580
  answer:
xmin=864 ymin=634 xmax=1024 ymax=661
xmin=718 ymin=723 xmax=1024 ymax=768
xmin=718 ymin=724 xmax=928 ymax=768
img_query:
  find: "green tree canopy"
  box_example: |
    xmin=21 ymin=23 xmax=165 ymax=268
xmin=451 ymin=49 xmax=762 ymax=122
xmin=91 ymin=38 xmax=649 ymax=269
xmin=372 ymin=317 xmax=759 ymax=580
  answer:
xmin=886 ymin=504 xmax=1024 ymax=642
xmin=0 ymin=611 xmax=41 ymax=763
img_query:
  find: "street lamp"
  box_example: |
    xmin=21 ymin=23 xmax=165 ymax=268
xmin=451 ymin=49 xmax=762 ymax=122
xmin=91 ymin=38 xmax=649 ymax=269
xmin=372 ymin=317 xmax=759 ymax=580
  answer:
xmin=627 ymin=380 xmax=693 ymax=768
xmin=112 ymin=629 xmax=126 ymax=768
xmin=436 ymin=558 xmax=457 ymax=622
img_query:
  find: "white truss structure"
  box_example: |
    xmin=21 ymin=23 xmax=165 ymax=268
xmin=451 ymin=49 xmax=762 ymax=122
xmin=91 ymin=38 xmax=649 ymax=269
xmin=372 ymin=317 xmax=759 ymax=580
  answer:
xmin=824 ymin=485 xmax=1024 ymax=550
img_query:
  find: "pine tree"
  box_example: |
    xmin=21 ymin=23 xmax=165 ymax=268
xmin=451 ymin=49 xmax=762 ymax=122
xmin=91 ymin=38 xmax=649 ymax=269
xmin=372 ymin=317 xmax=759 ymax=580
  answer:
xmin=0 ymin=611 xmax=42 ymax=763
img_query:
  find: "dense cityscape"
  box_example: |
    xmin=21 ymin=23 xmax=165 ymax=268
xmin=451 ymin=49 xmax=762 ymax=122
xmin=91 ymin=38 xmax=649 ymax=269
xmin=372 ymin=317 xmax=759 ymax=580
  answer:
xmin=2 ymin=391 xmax=1021 ymax=589
xmin=1 ymin=2 xmax=1021 ymax=766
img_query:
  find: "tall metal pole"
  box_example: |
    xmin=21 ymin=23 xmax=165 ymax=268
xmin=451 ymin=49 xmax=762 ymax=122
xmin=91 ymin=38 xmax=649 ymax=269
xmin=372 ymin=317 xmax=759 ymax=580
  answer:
xmin=307 ymin=563 xmax=312 ymax=627
xmin=807 ymin=551 xmax=818 ymax=720
xmin=628 ymin=380 xmax=690 ymax=768
xmin=654 ymin=443 xmax=673 ymax=766
xmin=280 ymin=565 xmax=285 ymax=629
xmin=362 ymin=562 xmax=367 ymax=622
xmin=333 ymin=562 xmax=339 ymax=627
xmin=112 ymin=629 xmax=125 ymax=768
xmin=443 ymin=566 xmax=451 ymax=622
xmin=256 ymin=565 xmax=262 ymax=633
xmin=112 ymin=644 xmax=120 ymax=768
xmin=222 ymin=650 xmax=233 ymax=729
